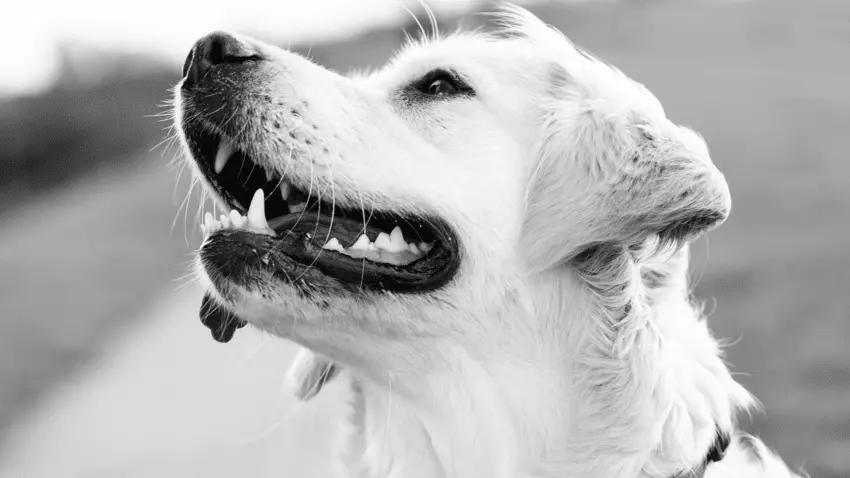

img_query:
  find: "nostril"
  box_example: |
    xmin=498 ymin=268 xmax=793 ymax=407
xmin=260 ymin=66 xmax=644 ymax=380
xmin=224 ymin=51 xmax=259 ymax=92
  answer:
xmin=206 ymin=35 xmax=225 ymax=65
xmin=182 ymin=31 xmax=261 ymax=89
xmin=203 ymin=32 xmax=259 ymax=66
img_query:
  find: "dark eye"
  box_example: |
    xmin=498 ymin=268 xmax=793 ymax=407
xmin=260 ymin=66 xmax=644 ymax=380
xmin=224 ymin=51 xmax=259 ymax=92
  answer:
xmin=427 ymin=77 xmax=458 ymax=96
xmin=410 ymin=69 xmax=474 ymax=98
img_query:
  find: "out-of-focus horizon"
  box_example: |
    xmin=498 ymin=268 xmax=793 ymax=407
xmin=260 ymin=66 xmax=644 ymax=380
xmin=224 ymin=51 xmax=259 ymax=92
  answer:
xmin=1 ymin=0 xmax=848 ymax=476
xmin=1 ymin=0 xmax=515 ymax=97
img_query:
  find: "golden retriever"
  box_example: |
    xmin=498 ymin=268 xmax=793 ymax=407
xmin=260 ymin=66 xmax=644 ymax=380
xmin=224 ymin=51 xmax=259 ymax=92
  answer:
xmin=173 ymin=5 xmax=802 ymax=478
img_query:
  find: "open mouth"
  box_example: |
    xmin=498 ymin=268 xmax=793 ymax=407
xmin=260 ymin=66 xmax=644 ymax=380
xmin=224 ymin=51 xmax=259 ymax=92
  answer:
xmin=187 ymin=127 xmax=460 ymax=293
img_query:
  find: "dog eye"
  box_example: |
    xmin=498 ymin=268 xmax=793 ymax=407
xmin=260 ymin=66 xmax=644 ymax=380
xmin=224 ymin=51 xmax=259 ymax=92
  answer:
xmin=427 ymin=78 xmax=457 ymax=96
xmin=410 ymin=69 xmax=474 ymax=98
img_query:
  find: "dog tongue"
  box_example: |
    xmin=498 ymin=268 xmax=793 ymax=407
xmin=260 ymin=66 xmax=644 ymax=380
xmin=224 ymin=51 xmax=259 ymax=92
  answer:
xmin=199 ymin=292 xmax=247 ymax=343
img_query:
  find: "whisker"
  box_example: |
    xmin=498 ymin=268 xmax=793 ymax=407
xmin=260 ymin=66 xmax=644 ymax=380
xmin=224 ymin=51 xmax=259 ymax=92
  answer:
xmin=288 ymin=147 xmax=311 ymax=237
xmin=171 ymin=172 xmax=194 ymax=245
xmin=383 ymin=372 xmax=394 ymax=457
xmin=171 ymin=254 xmax=206 ymax=293
xmin=318 ymin=158 xmax=336 ymax=249
xmin=292 ymin=148 xmax=329 ymax=285
xmin=401 ymin=216 xmax=427 ymax=243
xmin=346 ymin=165 xmax=370 ymax=291
xmin=400 ymin=1 xmax=427 ymax=43
xmin=419 ymin=0 xmax=439 ymax=41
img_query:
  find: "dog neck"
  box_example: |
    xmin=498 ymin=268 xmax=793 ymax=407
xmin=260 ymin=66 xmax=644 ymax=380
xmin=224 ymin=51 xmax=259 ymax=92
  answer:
xmin=336 ymin=249 xmax=751 ymax=478
xmin=338 ymin=335 xmax=573 ymax=478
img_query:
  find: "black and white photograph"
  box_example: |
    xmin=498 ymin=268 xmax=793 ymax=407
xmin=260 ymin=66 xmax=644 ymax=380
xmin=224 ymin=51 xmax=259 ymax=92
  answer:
xmin=0 ymin=0 xmax=847 ymax=476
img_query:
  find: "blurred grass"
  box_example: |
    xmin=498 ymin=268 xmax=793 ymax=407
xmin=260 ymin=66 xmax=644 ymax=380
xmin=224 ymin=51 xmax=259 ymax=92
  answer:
xmin=0 ymin=0 xmax=848 ymax=476
xmin=0 ymin=67 xmax=176 ymax=211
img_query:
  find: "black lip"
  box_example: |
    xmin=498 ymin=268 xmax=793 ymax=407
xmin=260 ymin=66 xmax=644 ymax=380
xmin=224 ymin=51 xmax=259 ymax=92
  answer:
xmin=200 ymin=215 xmax=460 ymax=293
xmin=199 ymin=292 xmax=247 ymax=343
xmin=276 ymin=210 xmax=459 ymax=292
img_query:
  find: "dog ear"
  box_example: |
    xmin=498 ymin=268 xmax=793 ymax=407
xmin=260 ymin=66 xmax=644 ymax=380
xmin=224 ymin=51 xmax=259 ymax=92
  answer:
xmin=523 ymin=110 xmax=731 ymax=271
xmin=284 ymin=347 xmax=340 ymax=401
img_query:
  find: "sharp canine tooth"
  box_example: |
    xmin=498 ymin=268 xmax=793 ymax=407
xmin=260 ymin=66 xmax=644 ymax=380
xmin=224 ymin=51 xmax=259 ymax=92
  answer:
xmin=215 ymin=138 xmax=234 ymax=173
xmin=350 ymin=234 xmax=370 ymax=250
xmin=248 ymin=189 xmax=272 ymax=232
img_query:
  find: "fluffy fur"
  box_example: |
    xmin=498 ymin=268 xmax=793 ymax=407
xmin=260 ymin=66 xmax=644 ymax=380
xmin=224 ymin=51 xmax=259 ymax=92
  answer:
xmin=176 ymin=5 xmax=802 ymax=477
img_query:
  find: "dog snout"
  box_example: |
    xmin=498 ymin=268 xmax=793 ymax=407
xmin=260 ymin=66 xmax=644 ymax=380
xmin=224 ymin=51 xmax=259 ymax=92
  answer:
xmin=182 ymin=32 xmax=261 ymax=89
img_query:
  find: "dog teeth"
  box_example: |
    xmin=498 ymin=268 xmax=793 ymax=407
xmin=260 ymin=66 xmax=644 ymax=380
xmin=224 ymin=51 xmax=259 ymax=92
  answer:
xmin=200 ymin=188 xmax=275 ymax=240
xmin=388 ymin=226 xmax=407 ymax=251
xmin=350 ymin=234 xmax=370 ymax=250
xmin=321 ymin=237 xmax=344 ymax=252
xmin=247 ymin=188 xmax=273 ymax=233
xmin=197 ymin=182 xmax=435 ymax=265
xmin=373 ymin=229 xmax=408 ymax=253
xmin=203 ymin=212 xmax=218 ymax=234
xmin=229 ymin=210 xmax=244 ymax=228
xmin=373 ymin=232 xmax=392 ymax=251
xmin=319 ymin=232 xmax=434 ymax=266
xmin=215 ymin=138 xmax=234 ymax=173
xmin=280 ymin=181 xmax=291 ymax=200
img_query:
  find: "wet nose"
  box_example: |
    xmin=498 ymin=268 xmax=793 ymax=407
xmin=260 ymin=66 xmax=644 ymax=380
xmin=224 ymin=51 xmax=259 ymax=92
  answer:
xmin=182 ymin=32 xmax=260 ymax=88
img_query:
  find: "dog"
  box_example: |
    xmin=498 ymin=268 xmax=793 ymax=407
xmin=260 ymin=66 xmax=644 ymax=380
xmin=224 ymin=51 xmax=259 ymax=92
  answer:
xmin=173 ymin=5 xmax=802 ymax=477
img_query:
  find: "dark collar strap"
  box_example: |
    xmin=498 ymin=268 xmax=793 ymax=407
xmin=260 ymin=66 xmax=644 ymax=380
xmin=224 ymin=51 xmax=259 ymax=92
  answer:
xmin=672 ymin=428 xmax=730 ymax=478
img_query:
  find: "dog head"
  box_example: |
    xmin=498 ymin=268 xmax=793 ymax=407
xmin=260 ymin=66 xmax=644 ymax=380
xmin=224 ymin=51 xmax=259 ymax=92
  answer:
xmin=175 ymin=5 xmax=728 ymax=372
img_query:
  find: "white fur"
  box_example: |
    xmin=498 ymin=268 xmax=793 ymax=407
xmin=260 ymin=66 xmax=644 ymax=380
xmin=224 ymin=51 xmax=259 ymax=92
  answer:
xmin=177 ymin=5 xmax=803 ymax=478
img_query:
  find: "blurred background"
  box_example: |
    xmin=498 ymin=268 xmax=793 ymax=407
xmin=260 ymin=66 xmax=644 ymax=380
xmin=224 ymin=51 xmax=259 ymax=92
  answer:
xmin=0 ymin=0 xmax=847 ymax=476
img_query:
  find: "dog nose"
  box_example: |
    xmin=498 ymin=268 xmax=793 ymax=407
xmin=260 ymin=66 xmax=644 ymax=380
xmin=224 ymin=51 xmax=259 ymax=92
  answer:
xmin=182 ymin=32 xmax=260 ymax=88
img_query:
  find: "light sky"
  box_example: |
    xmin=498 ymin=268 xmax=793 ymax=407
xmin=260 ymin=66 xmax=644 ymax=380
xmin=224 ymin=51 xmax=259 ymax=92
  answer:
xmin=1 ymin=0 xmax=498 ymax=97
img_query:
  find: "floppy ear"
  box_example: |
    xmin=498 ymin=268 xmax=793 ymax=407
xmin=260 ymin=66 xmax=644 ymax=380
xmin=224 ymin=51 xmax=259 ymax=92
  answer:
xmin=284 ymin=347 xmax=340 ymax=401
xmin=522 ymin=112 xmax=731 ymax=271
